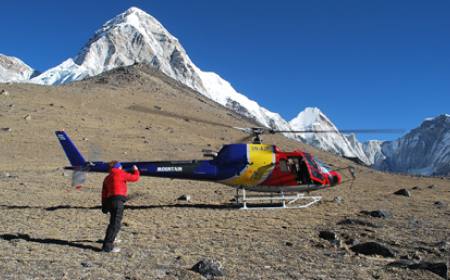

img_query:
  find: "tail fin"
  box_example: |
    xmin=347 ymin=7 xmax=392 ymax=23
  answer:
xmin=55 ymin=131 xmax=86 ymax=166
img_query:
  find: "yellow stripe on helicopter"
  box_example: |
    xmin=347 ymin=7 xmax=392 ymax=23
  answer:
xmin=221 ymin=144 xmax=276 ymax=186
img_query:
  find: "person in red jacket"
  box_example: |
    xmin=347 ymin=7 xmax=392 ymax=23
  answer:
xmin=101 ymin=161 xmax=140 ymax=253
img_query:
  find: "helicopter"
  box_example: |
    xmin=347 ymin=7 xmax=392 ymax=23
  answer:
xmin=56 ymin=106 xmax=400 ymax=209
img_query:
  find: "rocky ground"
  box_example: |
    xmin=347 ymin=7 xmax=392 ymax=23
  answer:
xmin=0 ymin=65 xmax=448 ymax=279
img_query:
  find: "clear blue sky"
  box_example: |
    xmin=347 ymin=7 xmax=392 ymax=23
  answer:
xmin=2 ymin=0 xmax=449 ymax=141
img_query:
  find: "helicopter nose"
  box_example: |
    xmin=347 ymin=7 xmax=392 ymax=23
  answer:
xmin=329 ymin=171 xmax=342 ymax=186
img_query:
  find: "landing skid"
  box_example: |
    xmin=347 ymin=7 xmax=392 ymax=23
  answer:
xmin=234 ymin=188 xmax=322 ymax=210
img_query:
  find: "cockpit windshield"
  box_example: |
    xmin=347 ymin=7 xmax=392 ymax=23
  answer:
xmin=314 ymin=157 xmax=331 ymax=173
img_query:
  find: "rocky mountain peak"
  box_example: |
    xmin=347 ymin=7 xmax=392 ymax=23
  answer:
xmin=0 ymin=54 xmax=37 ymax=83
xmin=373 ymin=114 xmax=450 ymax=176
xmin=289 ymin=107 xmax=371 ymax=165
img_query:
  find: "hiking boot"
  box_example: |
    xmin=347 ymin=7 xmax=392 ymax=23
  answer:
xmin=111 ymin=247 xmax=121 ymax=253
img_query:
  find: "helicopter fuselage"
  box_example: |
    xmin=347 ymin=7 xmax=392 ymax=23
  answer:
xmin=58 ymin=130 xmax=342 ymax=193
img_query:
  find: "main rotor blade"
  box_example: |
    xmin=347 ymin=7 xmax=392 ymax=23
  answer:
xmin=128 ymin=105 xmax=233 ymax=129
xmin=273 ymin=129 xmax=404 ymax=134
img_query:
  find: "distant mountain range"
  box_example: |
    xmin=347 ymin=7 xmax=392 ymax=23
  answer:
xmin=0 ymin=7 xmax=448 ymax=176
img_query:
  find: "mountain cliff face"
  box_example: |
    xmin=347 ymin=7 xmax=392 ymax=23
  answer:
xmin=362 ymin=140 xmax=386 ymax=165
xmin=373 ymin=115 xmax=450 ymax=176
xmin=0 ymin=54 xmax=38 ymax=83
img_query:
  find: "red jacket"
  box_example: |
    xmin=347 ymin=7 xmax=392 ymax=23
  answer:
xmin=102 ymin=168 xmax=140 ymax=202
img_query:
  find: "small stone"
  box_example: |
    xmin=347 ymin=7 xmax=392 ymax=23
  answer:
xmin=351 ymin=242 xmax=395 ymax=258
xmin=345 ymin=239 xmax=360 ymax=246
xmin=333 ymin=196 xmax=343 ymax=204
xmin=285 ymin=241 xmax=294 ymax=247
xmin=177 ymin=194 xmax=191 ymax=202
xmin=191 ymin=259 xmax=224 ymax=279
xmin=319 ymin=230 xmax=337 ymax=241
xmin=81 ymin=261 xmax=93 ymax=268
xmin=435 ymin=241 xmax=449 ymax=252
xmin=434 ymin=201 xmax=447 ymax=209
xmin=82 ymin=137 xmax=88 ymax=141
xmin=1 ymin=127 xmax=11 ymax=132
xmin=412 ymin=186 xmax=421 ymax=190
xmin=1 ymin=90 xmax=9 ymax=96
xmin=361 ymin=210 xmax=392 ymax=219
xmin=393 ymin=188 xmax=411 ymax=197
xmin=428 ymin=185 xmax=435 ymax=189
xmin=24 ymin=114 xmax=31 ymax=121
xmin=2 ymin=172 xmax=11 ymax=178
xmin=331 ymin=239 xmax=343 ymax=247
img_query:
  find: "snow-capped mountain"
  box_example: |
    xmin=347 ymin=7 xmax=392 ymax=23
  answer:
xmin=31 ymin=7 xmax=291 ymax=130
xmin=362 ymin=140 xmax=386 ymax=165
xmin=373 ymin=114 xmax=450 ymax=176
xmin=0 ymin=54 xmax=38 ymax=83
xmin=289 ymin=107 xmax=372 ymax=165
xmin=25 ymin=6 xmax=375 ymax=163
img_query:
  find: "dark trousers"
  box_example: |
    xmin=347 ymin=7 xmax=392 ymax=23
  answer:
xmin=102 ymin=196 xmax=125 ymax=252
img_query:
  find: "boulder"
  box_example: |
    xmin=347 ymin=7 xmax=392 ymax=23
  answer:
xmin=319 ymin=230 xmax=337 ymax=241
xmin=393 ymin=188 xmax=411 ymax=197
xmin=350 ymin=242 xmax=395 ymax=258
xmin=434 ymin=201 xmax=447 ymax=209
xmin=191 ymin=259 xmax=224 ymax=279
xmin=177 ymin=194 xmax=191 ymax=202
xmin=81 ymin=261 xmax=93 ymax=268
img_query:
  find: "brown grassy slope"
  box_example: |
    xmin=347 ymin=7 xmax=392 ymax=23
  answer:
xmin=0 ymin=65 xmax=448 ymax=279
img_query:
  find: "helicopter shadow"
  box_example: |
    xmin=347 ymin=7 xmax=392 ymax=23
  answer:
xmin=0 ymin=203 xmax=243 ymax=211
xmin=0 ymin=233 xmax=101 ymax=252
